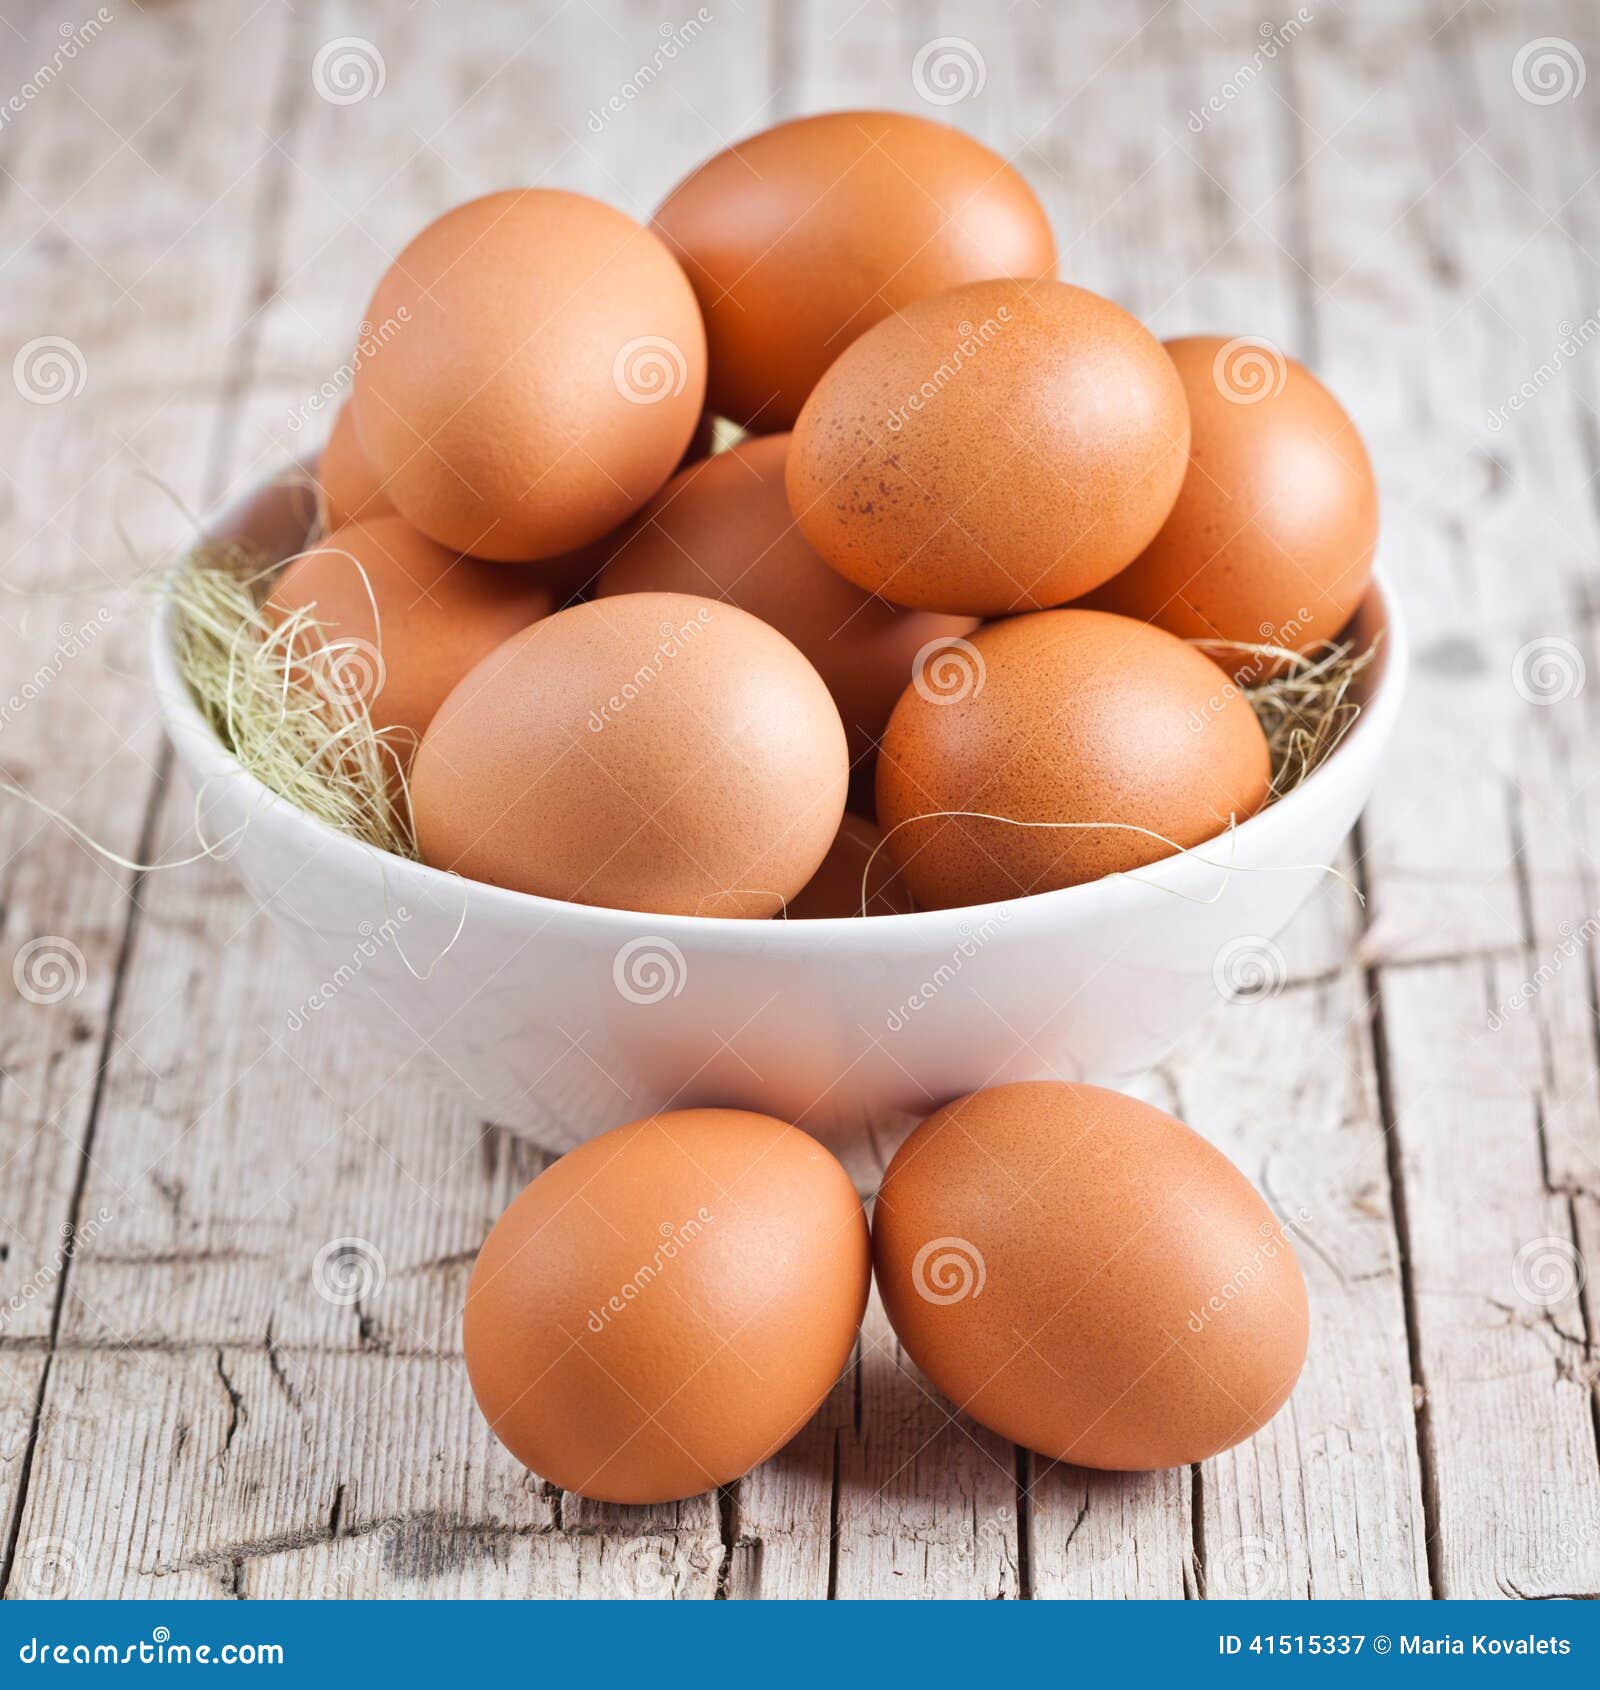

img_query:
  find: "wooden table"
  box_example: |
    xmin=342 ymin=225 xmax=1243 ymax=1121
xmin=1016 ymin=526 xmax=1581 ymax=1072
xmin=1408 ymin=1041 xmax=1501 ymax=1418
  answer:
xmin=2 ymin=0 xmax=1597 ymax=1601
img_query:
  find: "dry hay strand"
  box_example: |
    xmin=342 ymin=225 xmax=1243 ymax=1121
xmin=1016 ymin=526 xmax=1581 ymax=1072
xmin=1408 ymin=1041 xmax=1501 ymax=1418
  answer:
xmin=167 ymin=540 xmax=417 ymax=859
xmin=1221 ymin=634 xmax=1384 ymax=797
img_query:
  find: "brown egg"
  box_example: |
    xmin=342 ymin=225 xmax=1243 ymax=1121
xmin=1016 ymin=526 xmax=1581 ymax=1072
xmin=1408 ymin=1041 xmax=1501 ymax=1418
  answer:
xmin=785 ymin=813 xmax=914 ymax=919
xmin=1083 ymin=336 xmax=1379 ymax=681
xmin=411 ymin=592 xmax=848 ymax=917
xmin=594 ymin=434 xmax=977 ymax=763
xmin=466 ymin=1108 xmax=869 ymax=1504
xmin=531 ymin=531 xmax=622 ymax=610
xmin=353 ymin=189 xmax=706 ymax=562
xmin=653 ymin=111 xmax=1055 ymax=431
xmin=875 ymin=608 xmax=1271 ymax=908
xmin=265 ymin=515 xmax=552 ymax=758
xmin=787 ymin=280 xmax=1190 ymax=616
xmin=317 ymin=401 xmax=392 ymax=531
xmin=675 ymin=410 xmax=718 ymax=471
xmin=873 ymin=1081 xmax=1308 ymax=1470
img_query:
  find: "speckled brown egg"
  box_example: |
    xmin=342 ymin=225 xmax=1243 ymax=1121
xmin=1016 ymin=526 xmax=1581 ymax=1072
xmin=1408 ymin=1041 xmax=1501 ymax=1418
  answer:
xmin=265 ymin=515 xmax=552 ymax=758
xmin=1083 ymin=336 xmax=1379 ymax=680
xmin=872 ymin=1081 xmax=1308 ymax=1470
xmin=652 ymin=111 xmax=1055 ymax=431
xmin=317 ymin=401 xmax=393 ymax=531
xmin=410 ymin=592 xmax=848 ymax=917
xmin=787 ymin=280 xmax=1190 ymax=616
xmin=353 ymin=189 xmax=706 ymax=562
xmin=785 ymin=813 xmax=914 ymax=919
xmin=466 ymin=1108 xmax=870 ymax=1504
xmin=593 ymin=433 xmax=977 ymax=763
xmin=875 ymin=608 xmax=1271 ymax=908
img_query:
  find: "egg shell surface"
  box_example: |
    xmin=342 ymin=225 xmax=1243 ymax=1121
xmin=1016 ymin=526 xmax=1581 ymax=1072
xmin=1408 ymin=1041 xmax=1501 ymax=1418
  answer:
xmin=410 ymin=591 xmax=848 ymax=917
xmin=353 ymin=189 xmax=706 ymax=562
xmin=264 ymin=515 xmax=552 ymax=756
xmin=464 ymin=1107 xmax=870 ymax=1504
xmin=318 ymin=401 xmax=393 ymax=531
xmin=1083 ymin=335 xmax=1378 ymax=679
xmin=872 ymin=1080 xmax=1309 ymax=1469
xmin=786 ymin=279 xmax=1191 ymax=616
xmin=874 ymin=608 xmax=1272 ymax=908
xmin=594 ymin=433 xmax=977 ymax=763
xmin=653 ymin=110 xmax=1055 ymax=431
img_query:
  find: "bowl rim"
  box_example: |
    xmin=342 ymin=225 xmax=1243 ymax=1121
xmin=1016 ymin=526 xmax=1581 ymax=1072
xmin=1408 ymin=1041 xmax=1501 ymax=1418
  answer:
xmin=149 ymin=465 xmax=1409 ymax=941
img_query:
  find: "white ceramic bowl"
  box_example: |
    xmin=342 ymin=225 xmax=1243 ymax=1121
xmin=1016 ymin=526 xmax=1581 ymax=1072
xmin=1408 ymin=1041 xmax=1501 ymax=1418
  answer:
xmin=152 ymin=468 xmax=1406 ymax=1179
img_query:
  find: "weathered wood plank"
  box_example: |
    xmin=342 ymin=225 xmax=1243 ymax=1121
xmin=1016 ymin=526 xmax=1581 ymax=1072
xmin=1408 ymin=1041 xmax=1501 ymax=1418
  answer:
xmin=834 ymin=1286 xmax=1022 ymax=1599
xmin=1290 ymin=2 xmax=1548 ymax=971
xmin=721 ymin=1345 xmax=850 ymax=1599
xmin=243 ymin=1520 xmax=721 ymax=1600
xmin=0 ymin=0 xmax=299 ymax=1343
xmin=1381 ymin=955 xmax=1600 ymax=1597
xmin=1466 ymin=0 xmax=1600 ymax=1562
xmin=1164 ymin=964 xmax=1430 ymax=1599
xmin=799 ymin=0 xmax=1240 ymax=1598
xmin=9 ymin=1347 xmax=556 ymax=1599
xmin=0 ymin=0 xmax=294 ymax=1414
xmin=1286 ymin=0 xmax=1600 ymax=1597
xmin=0 ymin=1350 xmax=49 ymax=1592
xmin=1025 ymin=1462 xmax=1192 ymax=1600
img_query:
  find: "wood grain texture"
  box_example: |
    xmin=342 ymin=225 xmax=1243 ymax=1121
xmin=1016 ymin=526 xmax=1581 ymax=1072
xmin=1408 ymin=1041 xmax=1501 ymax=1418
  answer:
xmin=1284 ymin=0 xmax=1600 ymax=1599
xmin=1155 ymin=928 xmax=1430 ymax=1600
xmin=1 ymin=0 xmax=1596 ymax=1600
xmin=833 ymin=1289 xmax=1024 ymax=1599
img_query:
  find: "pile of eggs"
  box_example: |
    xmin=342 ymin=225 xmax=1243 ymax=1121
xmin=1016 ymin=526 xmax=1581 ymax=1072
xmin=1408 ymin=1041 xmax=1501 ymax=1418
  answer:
xmin=275 ymin=110 xmax=1379 ymax=1495
xmin=288 ymin=108 xmax=1377 ymax=921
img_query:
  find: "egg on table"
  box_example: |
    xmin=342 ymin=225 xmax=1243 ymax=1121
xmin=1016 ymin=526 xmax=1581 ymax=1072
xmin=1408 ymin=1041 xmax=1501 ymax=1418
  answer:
xmin=875 ymin=608 xmax=1272 ymax=909
xmin=354 ymin=189 xmax=706 ymax=562
xmin=464 ymin=1107 xmax=870 ymax=1504
xmin=872 ymin=1081 xmax=1309 ymax=1469
xmin=653 ymin=110 xmax=1055 ymax=431
xmin=1083 ymin=335 xmax=1379 ymax=680
xmin=265 ymin=514 xmax=552 ymax=760
xmin=410 ymin=592 xmax=848 ymax=917
xmin=594 ymin=433 xmax=977 ymax=763
xmin=787 ymin=280 xmax=1191 ymax=616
